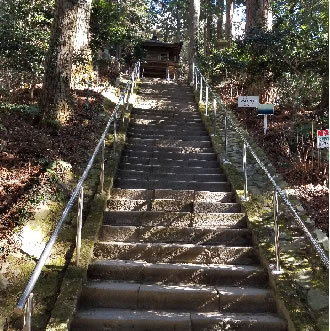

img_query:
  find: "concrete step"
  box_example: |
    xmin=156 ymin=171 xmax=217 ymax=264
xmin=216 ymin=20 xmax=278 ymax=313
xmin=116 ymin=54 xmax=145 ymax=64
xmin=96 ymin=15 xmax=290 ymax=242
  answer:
xmin=71 ymin=309 xmax=287 ymax=331
xmin=110 ymin=189 xmax=234 ymax=203
xmin=99 ymin=226 xmax=252 ymax=246
xmin=130 ymin=119 xmax=204 ymax=128
xmin=93 ymin=241 xmax=258 ymax=265
xmin=103 ymin=211 xmax=247 ymax=228
xmin=119 ymin=163 xmax=222 ymax=175
xmin=120 ymin=157 xmax=220 ymax=168
xmin=79 ymin=281 xmax=275 ymax=313
xmin=126 ymin=139 xmax=212 ymax=149
xmin=87 ymin=260 xmax=267 ymax=286
xmin=138 ymin=93 xmax=195 ymax=100
xmin=130 ymin=111 xmax=200 ymax=119
xmin=127 ymin=132 xmax=211 ymax=141
xmin=107 ymin=199 xmax=240 ymax=213
xmin=116 ymin=170 xmax=226 ymax=183
xmin=130 ymin=113 xmax=201 ymax=121
xmin=121 ymin=150 xmax=218 ymax=161
xmin=128 ymin=127 xmax=209 ymax=136
xmin=131 ymin=109 xmax=199 ymax=116
xmin=114 ymin=178 xmax=231 ymax=191
xmin=129 ymin=124 xmax=207 ymax=133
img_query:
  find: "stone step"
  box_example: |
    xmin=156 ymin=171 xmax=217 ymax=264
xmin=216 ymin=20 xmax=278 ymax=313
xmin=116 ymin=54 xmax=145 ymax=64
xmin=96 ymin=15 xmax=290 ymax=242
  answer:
xmin=93 ymin=241 xmax=258 ymax=265
xmin=110 ymin=189 xmax=234 ymax=202
xmin=114 ymin=178 xmax=231 ymax=191
xmin=130 ymin=119 xmax=204 ymax=128
xmin=116 ymin=170 xmax=226 ymax=183
xmin=99 ymin=226 xmax=252 ymax=246
xmin=126 ymin=139 xmax=212 ymax=149
xmin=121 ymin=150 xmax=218 ymax=161
xmin=78 ymin=281 xmax=275 ymax=313
xmin=107 ymin=199 xmax=240 ymax=213
xmin=127 ymin=132 xmax=211 ymax=141
xmin=119 ymin=163 xmax=222 ymax=175
xmin=138 ymin=93 xmax=195 ymax=100
xmin=130 ymin=113 xmax=201 ymax=120
xmin=129 ymin=124 xmax=207 ymax=133
xmin=131 ymin=108 xmax=199 ymax=116
xmin=103 ymin=211 xmax=247 ymax=228
xmin=130 ymin=111 xmax=200 ymax=119
xmin=87 ymin=260 xmax=267 ymax=286
xmin=120 ymin=156 xmax=220 ymax=168
xmin=128 ymin=127 xmax=209 ymax=136
xmin=71 ymin=309 xmax=287 ymax=331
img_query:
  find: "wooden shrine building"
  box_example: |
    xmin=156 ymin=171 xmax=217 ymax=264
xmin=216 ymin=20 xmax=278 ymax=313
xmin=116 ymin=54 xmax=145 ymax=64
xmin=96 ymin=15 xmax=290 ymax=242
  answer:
xmin=141 ymin=36 xmax=183 ymax=80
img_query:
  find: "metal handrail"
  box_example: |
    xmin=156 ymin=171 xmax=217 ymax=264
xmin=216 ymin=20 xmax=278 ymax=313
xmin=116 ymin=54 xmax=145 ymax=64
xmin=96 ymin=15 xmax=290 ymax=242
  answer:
xmin=193 ymin=64 xmax=329 ymax=269
xmin=15 ymin=61 xmax=141 ymax=317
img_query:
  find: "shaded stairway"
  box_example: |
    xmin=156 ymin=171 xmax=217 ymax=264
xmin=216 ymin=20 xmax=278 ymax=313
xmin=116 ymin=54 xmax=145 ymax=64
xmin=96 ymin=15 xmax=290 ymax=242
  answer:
xmin=71 ymin=79 xmax=287 ymax=330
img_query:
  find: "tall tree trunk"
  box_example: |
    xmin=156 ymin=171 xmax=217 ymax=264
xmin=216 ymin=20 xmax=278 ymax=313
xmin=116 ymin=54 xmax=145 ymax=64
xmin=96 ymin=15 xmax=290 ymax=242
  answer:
xmin=71 ymin=0 xmax=92 ymax=88
xmin=204 ymin=3 xmax=211 ymax=56
xmin=206 ymin=16 xmax=211 ymax=55
xmin=320 ymin=75 xmax=329 ymax=108
xmin=175 ymin=5 xmax=182 ymax=42
xmin=39 ymin=0 xmax=79 ymax=123
xmin=217 ymin=0 xmax=224 ymax=39
xmin=39 ymin=0 xmax=91 ymax=123
xmin=245 ymin=0 xmax=271 ymax=33
xmin=188 ymin=0 xmax=200 ymax=83
xmin=225 ymin=0 xmax=234 ymax=41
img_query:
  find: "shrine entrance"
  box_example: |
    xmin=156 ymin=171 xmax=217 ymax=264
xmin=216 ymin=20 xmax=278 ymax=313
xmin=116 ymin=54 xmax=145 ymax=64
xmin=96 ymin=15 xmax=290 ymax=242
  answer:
xmin=141 ymin=36 xmax=183 ymax=80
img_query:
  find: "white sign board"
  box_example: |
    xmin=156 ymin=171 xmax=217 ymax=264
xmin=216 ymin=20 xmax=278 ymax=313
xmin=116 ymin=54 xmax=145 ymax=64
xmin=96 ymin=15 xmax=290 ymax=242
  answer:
xmin=317 ymin=129 xmax=329 ymax=149
xmin=238 ymin=96 xmax=259 ymax=108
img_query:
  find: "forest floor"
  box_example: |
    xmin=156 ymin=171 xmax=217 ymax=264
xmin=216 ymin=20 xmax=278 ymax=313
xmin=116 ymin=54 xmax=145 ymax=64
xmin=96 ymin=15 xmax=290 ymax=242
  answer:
xmin=0 ymin=86 xmax=113 ymax=265
xmin=219 ymin=86 xmax=329 ymax=234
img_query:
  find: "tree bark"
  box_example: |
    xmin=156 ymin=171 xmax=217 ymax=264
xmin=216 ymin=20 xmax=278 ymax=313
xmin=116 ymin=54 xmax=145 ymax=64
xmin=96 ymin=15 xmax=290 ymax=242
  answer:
xmin=188 ymin=0 xmax=200 ymax=83
xmin=204 ymin=2 xmax=211 ymax=56
xmin=175 ymin=4 xmax=182 ymax=42
xmin=71 ymin=0 xmax=92 ymax=88
xmin=245 ymin=0 xmax=271 ymax=33
xmin=225 ymin=0 xmax=234 ymax=41
xmin=39 ymin=0 xmax=92 ymax=123
xmin=217 ymin=0 xmax=224 ymax=39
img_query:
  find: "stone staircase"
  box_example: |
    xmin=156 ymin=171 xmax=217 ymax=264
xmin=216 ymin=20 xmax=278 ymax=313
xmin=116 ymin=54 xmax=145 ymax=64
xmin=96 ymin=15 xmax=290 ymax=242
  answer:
xmin=70 ymin=80 xmax=287 ymax=330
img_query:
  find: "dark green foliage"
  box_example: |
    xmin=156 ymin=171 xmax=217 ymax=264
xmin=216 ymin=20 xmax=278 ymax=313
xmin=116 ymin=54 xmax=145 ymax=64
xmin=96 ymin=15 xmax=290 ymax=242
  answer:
xmin=0 ymin=0 xmax=53 ymax=79
xmin=198 ymin=0 xmax=328 ymax=110
xmin=90 ymin=0 xmax=148 ymax=64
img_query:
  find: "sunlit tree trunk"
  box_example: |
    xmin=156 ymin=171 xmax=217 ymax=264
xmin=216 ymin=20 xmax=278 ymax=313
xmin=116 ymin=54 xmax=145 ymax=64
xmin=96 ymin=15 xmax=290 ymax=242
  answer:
xmin=175 ymin=5 xmax=182 ymax=42
xmin=203 ymin=2 xmax=211 ymax=56
xmin=188 ymin=0 xmax=200 ymax=83
xmin=245 ymin=0 xmax=271 ymax=33
xmin=71 ymin=0 xmax=92 ymax=88
xmin=217 ymin=0 xmax=224 ymax=39
xmin=225 ymin=0 xmax=234 ymax=41
xmin=39 ymin=0 xmax=91 ymax=123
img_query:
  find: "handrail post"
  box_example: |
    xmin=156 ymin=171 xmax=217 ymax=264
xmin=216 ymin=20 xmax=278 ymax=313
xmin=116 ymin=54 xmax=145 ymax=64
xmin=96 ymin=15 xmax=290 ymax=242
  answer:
xmin=199 ymin=76 xmax=203 ymax=103
xmin=76 ymin=186 xmax=83 ymax=265
xmin=192 ymin=63 xmax=195 ymax=86
xmin=273 ymin=191 xmax=281 ymax=272
xmin=224 ymin=115 xmax=229 ymax=163
xmin=100 ymin=139 xmax=105 ymax=192
xmin=213 ymin=99 xmax=216 ymax=136
xmin=23 ymin=293 xmax=33 ymax=331
xmin=131 ymin=73 xmax=135 ymax=95
xmin=195 ymin=69 xmax=198 ymax=91
xmin=113 ymin=114 xmax=117 ymax=152
xmin=242 ymin=143 xmax=248 ymax=201
xmin=138 ymin=61 xmax=140 ymax=79
xmin=205 ymin=86 xmax=209 ymax=116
